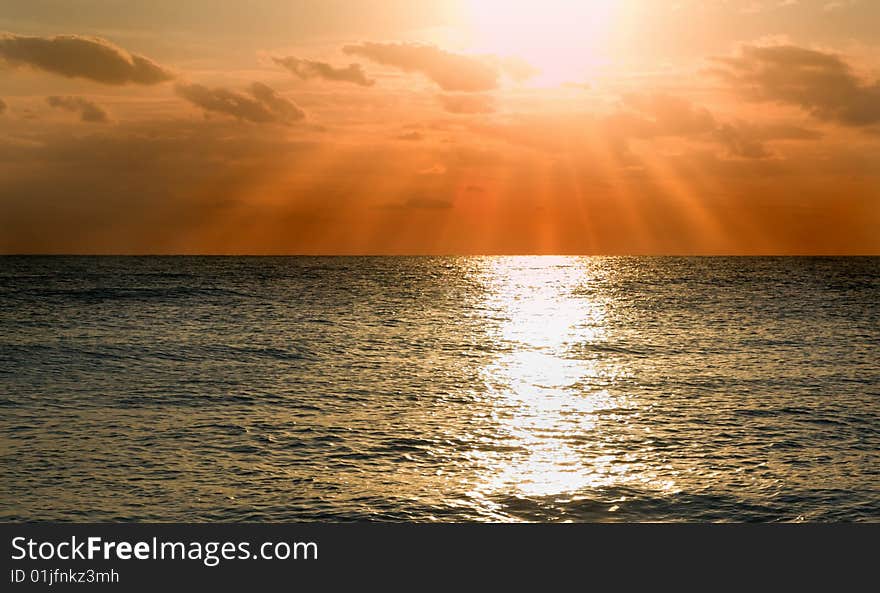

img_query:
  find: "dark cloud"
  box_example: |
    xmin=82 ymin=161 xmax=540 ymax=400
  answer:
xmin=711 ymin=44 xmax=880 ymax=127
xmin=622 ymin=94 xmax=717 ymax=136
xmin=175 ymin=81 xmax=305 ymax=124
xmin=396 ymin=131 xmax=424 ymax=141
xmin=0 ymin=98 xmax=5 ymax=114
xmin=712 ymin=123 xmax=769 ymax=159
xmin=273 ymin=56 xmax=374 ymax=87
xmin=751 ymin=123 xmax=824 ymax=141
xmin=46 ymin=96 xmax=109 ymax=123
xmin=619 ymin=94 xmax=769 ymax=158
xmin=249 ymin=82 xmax=306 ymax=122
xmin=342 ymin=42 xmax=499 ymax=92
xmin=438 ymin=93 xmax=496 ymax=114
xmin=0 ymin=33 xmax=173 ymax=85
xmin=715 ymin=121 xmax=824 ymax=159
xmin=609 ymin=92 xmax=820 ymax=159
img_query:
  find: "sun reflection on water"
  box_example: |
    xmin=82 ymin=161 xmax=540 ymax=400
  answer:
xmin=467 ymin=256 xmax=676 ymax=513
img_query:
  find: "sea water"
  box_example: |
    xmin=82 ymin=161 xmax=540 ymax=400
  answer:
xmin=1 ymin=256 xmax=877 ymax=521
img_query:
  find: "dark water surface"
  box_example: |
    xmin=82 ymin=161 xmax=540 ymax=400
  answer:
xmin=1 ymin=256 xmax=878 ymax=522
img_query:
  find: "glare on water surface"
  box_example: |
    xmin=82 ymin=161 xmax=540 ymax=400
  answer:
xmin=464 ymin=257 xmax=677 ymax=510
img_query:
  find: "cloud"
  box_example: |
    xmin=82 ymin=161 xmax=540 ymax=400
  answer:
xmin=46 ymin=96 xmax=110 ymax=123
xmin=342 ymin=42 xmax=499 ymax=92
xmin=607 ymin=92 xmax=820 ymax=159
xmin=0 ymin=98 xmax=5 ymax=114
xmin=621 ymin=93 xmax=717 ymax=136
xmin=823 ymin=0 xmax=858 ymax=11
xmin=175 ymin=81 xmax=305 ymax=124
xmin=273 ymin=56 xmax=374 ymax=87
xmin=418 ymin=164 xmax=447 ymax=175
xmin=438 ymin=93 xmax=496 ymax=114
xmin=712 ymin=123 xmax=770 ymax=159
xmin=249 ymin=82 xmax=306 ymax=122
xmin=396 ymin=131 xmax=423 ymax=141
xmin=710 ymin=44 xmax=880 ymax=127
xmin=0 ymin=33 xmax=173 ymax=85
xmin=740 ymin=2 xmax=768 ymax=14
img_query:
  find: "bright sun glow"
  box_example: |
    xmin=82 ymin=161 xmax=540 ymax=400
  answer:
xmin=464 ymin=0 xmax=619 ymax=86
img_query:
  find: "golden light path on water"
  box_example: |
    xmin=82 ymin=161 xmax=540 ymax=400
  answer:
xmin=465 ymin=257 xmax=679 ymax=518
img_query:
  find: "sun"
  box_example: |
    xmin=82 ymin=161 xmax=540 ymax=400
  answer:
xmin=462 ymin=0 xmax=620 ymax=86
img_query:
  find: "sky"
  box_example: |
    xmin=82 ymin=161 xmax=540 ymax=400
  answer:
xmin=0 ymin=0 xmax=878 ymax=254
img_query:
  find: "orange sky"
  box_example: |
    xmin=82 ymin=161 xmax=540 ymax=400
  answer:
xmin=1 ymin=0 xmax=878 ymax=254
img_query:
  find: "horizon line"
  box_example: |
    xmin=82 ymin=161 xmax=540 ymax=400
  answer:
xmin=2 ymin=253 xmax=879 ymax=258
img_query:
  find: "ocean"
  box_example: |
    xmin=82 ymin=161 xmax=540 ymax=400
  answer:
xmin=1 ymin=256 xmax=878 ymax=522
